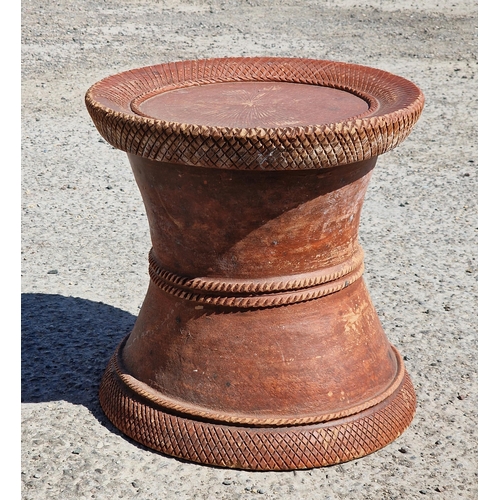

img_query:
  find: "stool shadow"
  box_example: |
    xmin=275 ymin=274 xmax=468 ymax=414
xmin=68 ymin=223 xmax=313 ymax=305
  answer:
xmin=20 ymin=293 xmax=310 ymax=470
xmin=21 ymin=293 xmax=254 ymax=466
xmin=21 ymin=293 xmax=136 ymax=423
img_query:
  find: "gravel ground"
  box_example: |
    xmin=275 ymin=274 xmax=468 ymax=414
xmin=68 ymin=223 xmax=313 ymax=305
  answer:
xmin=21 ymin=0 xmax=478 ymax=498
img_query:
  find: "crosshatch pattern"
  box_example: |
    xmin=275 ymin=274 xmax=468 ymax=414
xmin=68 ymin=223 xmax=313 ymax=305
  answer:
xmin=85 ymin=57 xmax=424 ymax=170
xmin=100 ymin=352 xmax=416 ymax=471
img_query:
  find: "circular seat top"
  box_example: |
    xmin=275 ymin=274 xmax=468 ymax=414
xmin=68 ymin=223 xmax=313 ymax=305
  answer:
xmin=85 ymin=57 xmax=424 ymax=170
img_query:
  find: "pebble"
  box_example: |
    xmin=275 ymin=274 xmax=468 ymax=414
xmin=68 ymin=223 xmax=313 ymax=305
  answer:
xmin=222 ymin=480 xmax=231 ymax=485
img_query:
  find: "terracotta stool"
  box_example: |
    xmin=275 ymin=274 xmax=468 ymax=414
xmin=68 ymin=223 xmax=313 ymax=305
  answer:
xmin=86 ymin=57 xmax=424 ymax=470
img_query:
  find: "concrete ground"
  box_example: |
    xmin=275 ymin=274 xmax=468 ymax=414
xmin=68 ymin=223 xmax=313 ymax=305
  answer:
xmin=21 ymin=1 xmax=478 ymax=498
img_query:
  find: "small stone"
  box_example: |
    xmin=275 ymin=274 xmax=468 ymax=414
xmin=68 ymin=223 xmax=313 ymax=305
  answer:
xmin=132 ymin=480 xmax=140 ymax=488
xmin=222 ymin=480 xmax=231 ymax=485
xmin=443 ymin=305 xmax=451 ymax=311
xmin=419 ymin=490 xmax=428 ymax=495
xmin=435 ymin=486 xmax=445 ymax=492
xmin=398 ymin=447 xmax=408 ymax=454
xmin=47 ymin=269 xmax=58 ymax=275
xmin=457 ymin=393 xmax=467 ymax=400
xmin=72 ymin=448 xmax=81 ymax=454
xmin=33 ymin=474 xmax=40 ymax=479
xmin=435 ymin=440 xmax=442 ymax=445
xmin=257 ymin=489 xmax=265 ymax=494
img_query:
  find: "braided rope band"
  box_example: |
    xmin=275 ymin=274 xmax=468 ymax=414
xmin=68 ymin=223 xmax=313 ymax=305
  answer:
xmin=99 ymin=349 xmax=416 ymax=470
xmin=85 ymin=57 xmax=424 ymax=171
xmin=148 ymin=247 xmax=365 ymax=308
xmin=112 ymin=335 xmax=406 ymax=427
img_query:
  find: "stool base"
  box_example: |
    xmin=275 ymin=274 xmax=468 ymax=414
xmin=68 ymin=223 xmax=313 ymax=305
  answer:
xmin=99 ymin=346 xmax=416 ymax=471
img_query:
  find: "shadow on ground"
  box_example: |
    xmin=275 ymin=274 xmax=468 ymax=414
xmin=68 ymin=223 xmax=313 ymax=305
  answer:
xmin=21 ymin=293 xmax=136 ymax=414
xmin=20 ymin=293 xmax=219 ymax=463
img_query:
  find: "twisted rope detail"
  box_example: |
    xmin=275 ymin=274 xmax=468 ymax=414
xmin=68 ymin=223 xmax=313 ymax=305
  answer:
xmin=111 ymin=336 xmax=406 ymax=426
xmin=148 ymin=248 xmax=365 ymax=308
xmin=99 ymin=354 xmax=416 ymax=470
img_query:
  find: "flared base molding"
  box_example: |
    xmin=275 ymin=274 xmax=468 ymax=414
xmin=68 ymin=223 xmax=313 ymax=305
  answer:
xmin=99 ymin=345 xmax=416 ymax=471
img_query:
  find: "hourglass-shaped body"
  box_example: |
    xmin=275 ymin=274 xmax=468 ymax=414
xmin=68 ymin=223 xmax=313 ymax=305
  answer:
xmin=86 ymin=57 xmax=424 ymax=470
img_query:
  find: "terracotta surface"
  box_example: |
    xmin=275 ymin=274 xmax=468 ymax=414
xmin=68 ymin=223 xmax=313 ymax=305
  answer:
xmin=85 ymin=57 xmax=424 ymax=470
xmin=132 ymin=81 xmax=371 ymax=127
